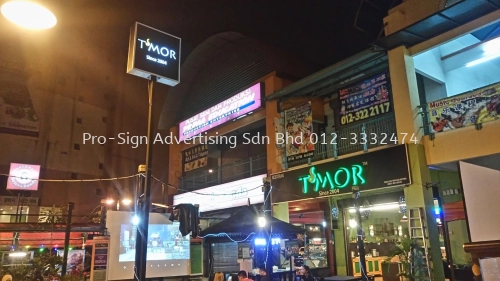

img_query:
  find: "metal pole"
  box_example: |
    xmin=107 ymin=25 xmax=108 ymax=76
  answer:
xmin=135 ymin=77 xmax=155 ymax=281
xmin=264 ymin=181 xmax=273 ymax=280
xmin=353 ymin=192 xmax=368 ymax=281
xmin=61 ymin=202 xmax=75 ymax=277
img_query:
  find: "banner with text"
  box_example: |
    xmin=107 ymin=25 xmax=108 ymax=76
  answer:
xmin=173 ymin=174 xmax=266 ymax=212
xmin=270 ymin=145 xmax=410 ymax=203
xmin=284 ymin=102 xmax=314 ymax=162
xmin=337 ymin=72 xmax=391 ymax=128
xmin=179 ymin=83 xmax=262 ymax=141
xmin=182 ymin=144 xmax=208 ymax=172
xmin=428 ymin=82 xmax=500 ymax=133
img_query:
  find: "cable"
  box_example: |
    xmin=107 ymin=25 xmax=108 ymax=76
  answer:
xmin=197 ymin=232 xmax=256 ymax=243
xmin=0 ymin=172 xmax=140 ymax=183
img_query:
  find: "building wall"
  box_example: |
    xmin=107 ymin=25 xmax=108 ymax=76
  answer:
xmin=0 ymin=21 xmax=165 ymax=218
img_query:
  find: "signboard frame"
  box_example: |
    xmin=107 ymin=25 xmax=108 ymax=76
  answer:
xmin=270 ymin=145 xmax=411 ymax=204
xmin=127 ymin=22 xmax=181 ymax=86
xmin=178 ymin=82 xmax=263 ymax=141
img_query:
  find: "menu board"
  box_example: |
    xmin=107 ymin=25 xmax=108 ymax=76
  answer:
xmin=337 ymin=72 xmax=391 ymax=127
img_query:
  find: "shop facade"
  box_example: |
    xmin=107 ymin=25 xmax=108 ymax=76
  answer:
xmin=270 ymin=144 xmax=416 ymax=278
xmin=377 ymin=0 xmax=500 ymax=279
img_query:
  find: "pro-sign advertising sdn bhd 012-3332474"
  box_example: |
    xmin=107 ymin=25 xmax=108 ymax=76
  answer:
xmin=127 ymin=22 xmax=181 ymax=86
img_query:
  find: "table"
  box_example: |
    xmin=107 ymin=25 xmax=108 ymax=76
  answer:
xmin=324 ymin=276 xmax=363 ymax=281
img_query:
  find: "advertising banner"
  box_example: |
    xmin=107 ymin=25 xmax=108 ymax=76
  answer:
xmin=337 ymin=72 xmax=391 ymax=127
xmin=284 ymin=102 xmax=314 ymax=162
xmin=6 ymin=163 xmax=40 ymax=191
xmin=179 ymin=83 xmax=262 ymax=141
xmin=57 ymin=250 xmax=85 ymax=275
xmin=90 ymin=236 xmax=110 ymax=281
xmin=173 ymin=174 xmax=266 ymax=212
xmin=270 ymin=145 xmax=410 ymax=203
xmin=182 ymin=144 xmax=208 ymax=172
xmin=428 ymin=82 xmax=500 ymax=133
xmin=127 ymin=22 xmax=181 ymax=86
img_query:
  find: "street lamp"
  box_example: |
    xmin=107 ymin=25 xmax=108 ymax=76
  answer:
xmin=1 ymin=0 xmax=57 ymax=30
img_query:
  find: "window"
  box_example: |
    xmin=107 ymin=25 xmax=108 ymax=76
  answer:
xmin=102 ymin=117 xmax=107 ymax=123
xmin=76 ymin=117 xmax=82 ymax=124
xmin=98 ymin=163 xmax=104 ymax=169
xmin=71 ymin=173 xmax=78 ymax=179
xmin=73 ymin=144 xmax=80 ymax=150
xmin=78 ymin=96 xmax=85 ymax=102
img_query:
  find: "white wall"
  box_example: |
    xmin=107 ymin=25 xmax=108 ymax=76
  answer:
xmin=460 ymin=162 xmax=500 ymax=242
xmin=413 ymin=33 xmax=500 ymax=100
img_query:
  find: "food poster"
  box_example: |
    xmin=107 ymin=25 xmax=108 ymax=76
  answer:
xmin=284 ymin=102 xmax=314 ymax=162
xmin=428 ymin=82 xmax=500 ymax=133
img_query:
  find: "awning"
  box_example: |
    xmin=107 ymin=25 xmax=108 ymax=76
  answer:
xmin=199 ymin=206 xmax=304 ymax=241
xmin=266 ymin=46 xmax=387 ymax=101
xmin=375 ymin=0 xmax=500 ymax=50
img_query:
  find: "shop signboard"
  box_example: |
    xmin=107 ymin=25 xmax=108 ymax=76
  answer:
xmin=270 ymin=145 xmax=410 ymax=203
xmin=127 ymin=22 xmax=181 ymax=86
xmin=182 ymin=144 xmax=208 ymax=172
xmin=178 ymin=83 xmax=262 ymax=142
xmin=173 ymin=174 xmax=266 ymax=212
xmin=90 ymin=236 xmax=110 ymax=281
xmin=428 ymin=82 xmax=500 ymax=133
xmin=0 ymin=196 xmax=38 ymax=206
xmin=337 ymin=72 xmax=392 ymax=128
xmin=6 ymin=163 xmax=40 ymax=191
xmin=284 ymin=102 xmax=314 ymax=161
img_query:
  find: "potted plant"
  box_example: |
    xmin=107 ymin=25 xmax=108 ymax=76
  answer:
xmin=382 ymin=236 xmax=423 ymax=281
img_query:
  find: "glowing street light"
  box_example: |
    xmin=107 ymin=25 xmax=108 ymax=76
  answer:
xmin=1 ymin=0 xmax=57 ymax=30
xmin=257 ymin=216 xmax=266 ymax=228
xmin=121 ymin=198 xmax=132 ymax=205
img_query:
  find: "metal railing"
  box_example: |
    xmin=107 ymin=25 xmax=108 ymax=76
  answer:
xmin=179 ymin=154 xmax=267 ymax=192
xmin=287 ymin=114 xmax=397 ymax=167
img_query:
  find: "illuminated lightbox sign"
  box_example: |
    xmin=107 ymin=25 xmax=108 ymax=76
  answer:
xmin=127 ymin=22 xmax=181 ymax=86
xmin=173 ymin=174 xmax=266 ymax=213
xmin=178 ymin=83 xmax=262 ymax=141
xmin=6 ymin=163 xmax=41 ymax=191
xmin=270 ymin=145 xmax=410 ymax=203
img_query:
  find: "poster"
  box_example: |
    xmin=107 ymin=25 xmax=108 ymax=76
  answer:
xmin=57 ymin=250 xmax=85 ymax=275
xmin=428 ymin=82 xmax=500 ymax=133
xmin=338 ymin=72 xmax=391 ymax=127
xmin=182 ymin=144 xmax=208 ymax=172
xmin=0 ymin=39 xmax=40 ymax=137
xmin=284 ymin=102 xmax=314 ymax=162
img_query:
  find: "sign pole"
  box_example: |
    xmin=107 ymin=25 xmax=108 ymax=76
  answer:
xmin=134 ymin=77 xmax=155 ymax=281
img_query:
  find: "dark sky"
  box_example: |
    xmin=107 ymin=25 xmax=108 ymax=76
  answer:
xmin=50 ymin=0 xmax=401 ymax=69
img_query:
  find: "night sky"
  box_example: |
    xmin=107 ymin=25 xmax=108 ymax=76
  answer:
xmin=46 ymin=0 xmax=401 ymax=69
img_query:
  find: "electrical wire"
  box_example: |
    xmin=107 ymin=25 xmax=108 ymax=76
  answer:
xmin=0 ymin=172 xmax=140 ymax=182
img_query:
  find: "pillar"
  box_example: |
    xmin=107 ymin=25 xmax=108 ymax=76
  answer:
xmin=405 ymin=144 xmax=445 ymax=280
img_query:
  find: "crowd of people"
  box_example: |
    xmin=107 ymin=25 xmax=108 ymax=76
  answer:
xmin=213 ymin=265 xmax=316 ymax=281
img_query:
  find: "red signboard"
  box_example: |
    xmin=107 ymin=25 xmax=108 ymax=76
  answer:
xmin=6 ymin=163 xmax=41 ymax=191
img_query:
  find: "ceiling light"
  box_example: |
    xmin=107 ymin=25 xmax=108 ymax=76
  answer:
xmin=466 ymin=53 xmax=500 ymax=67
xmin=349 ymin=219 xmax=357 ymax=228
xmin=257 ymin=216 xmax=266 ymax=228
xmin=1 ymin=1 xmax=57 ymax=30
xmin=121 ymin=199 xmax=132 ymax=205
xmin=9 ymin=252 xmax=27 ymax=257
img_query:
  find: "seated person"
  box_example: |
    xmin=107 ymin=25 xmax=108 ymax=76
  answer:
xmin=238 ymin=270 xmax=253 ymax=281
xmin=259 ymin=265 xmax=268 ymax=281
xmin=298 ymin=266 xmax=315 ymax=281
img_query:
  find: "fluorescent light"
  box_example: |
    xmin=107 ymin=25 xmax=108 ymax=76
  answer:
xmin=255 ymin=238 xmax=266 ymax=245
xmin=348 ymin=203 xmax=404 ymax=213
xmin=349 ymin=219 xmax=357 ymax=228
xmin=483 ymin=37 xmax=500 ymax=55
xmin=466 ymin=52 xmax=500 ymax=67
xmin=9 ymin=252 xmax=27 ymax=257
xmin=257 ymin=216 xmax=266 ymax=228
xmin=132 ymin=214 xmax=140 ymax=226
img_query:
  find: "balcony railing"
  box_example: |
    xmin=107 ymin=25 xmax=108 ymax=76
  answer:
xmin=286 ymin=114 xmax=397 ymax=167
xmin=179 ymin=154 xmax=267 ymax=192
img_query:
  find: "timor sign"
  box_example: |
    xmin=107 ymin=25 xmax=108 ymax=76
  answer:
xmin=270 ymin=144 xmax=410 ymax=203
